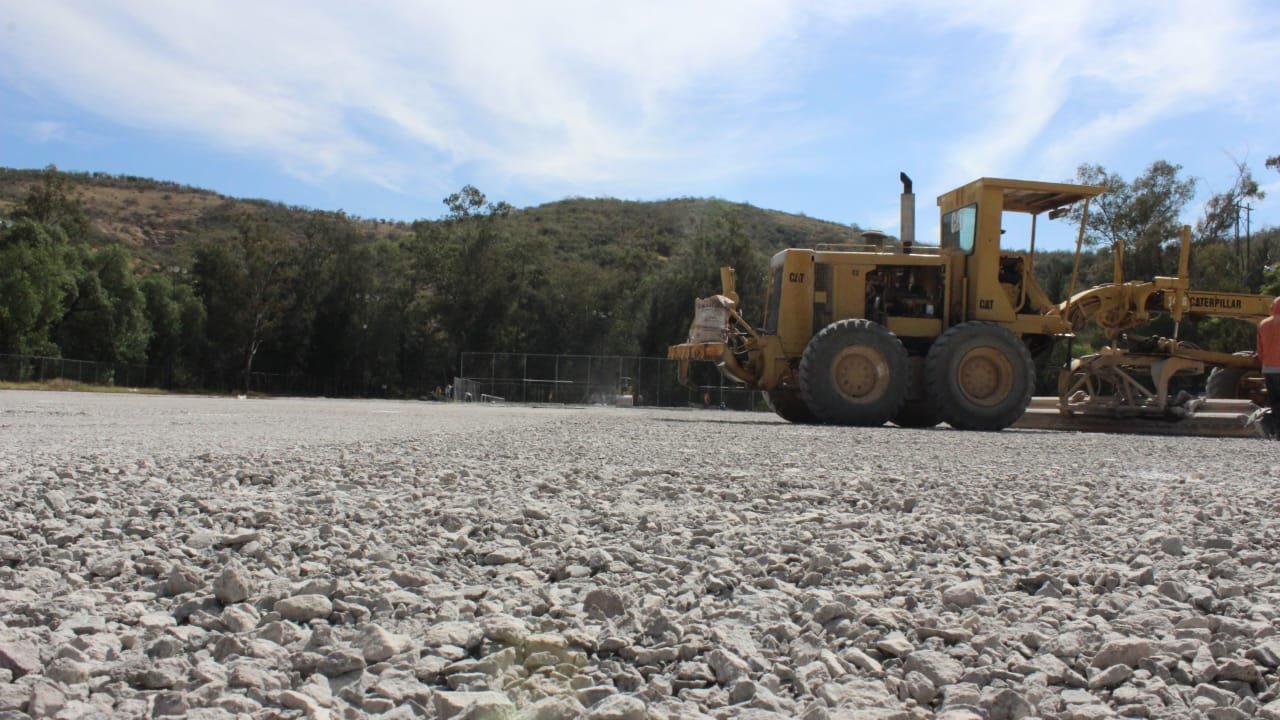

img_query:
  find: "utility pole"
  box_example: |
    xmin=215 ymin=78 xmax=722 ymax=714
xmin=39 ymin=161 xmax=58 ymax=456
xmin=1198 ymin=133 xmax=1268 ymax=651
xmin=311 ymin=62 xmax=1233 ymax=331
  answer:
xmin=1235 ymin=202 xmax=1254 ymax=279
xmin=1241 ymin=203 xmax=1254 ymax=280
xmin=1244 ymin=202 xmax=1253 ymax=269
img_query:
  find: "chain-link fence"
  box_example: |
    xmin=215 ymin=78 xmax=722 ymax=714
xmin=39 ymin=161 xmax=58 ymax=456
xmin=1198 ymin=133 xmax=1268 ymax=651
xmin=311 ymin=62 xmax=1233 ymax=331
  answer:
xmin=456 ymin=352 xmax=764 ymax=410
xmin=0 ymin=354 xmax=160 ymax=388
xmin=0 ymin=351 xmax=766 ymax=410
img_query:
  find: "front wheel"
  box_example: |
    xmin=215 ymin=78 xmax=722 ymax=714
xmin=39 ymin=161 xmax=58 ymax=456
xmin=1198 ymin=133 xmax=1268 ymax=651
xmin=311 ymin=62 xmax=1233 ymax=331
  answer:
xmin=926 ymin=322 xmax=1033 ymax=431
xmin=799 ymin=319 xmax=909 ymax=426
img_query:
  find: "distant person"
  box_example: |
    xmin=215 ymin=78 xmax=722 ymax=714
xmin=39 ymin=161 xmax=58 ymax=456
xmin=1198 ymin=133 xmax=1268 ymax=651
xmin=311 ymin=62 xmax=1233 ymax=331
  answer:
xmin=1257 ymin=296 xmax=1280 ymax=436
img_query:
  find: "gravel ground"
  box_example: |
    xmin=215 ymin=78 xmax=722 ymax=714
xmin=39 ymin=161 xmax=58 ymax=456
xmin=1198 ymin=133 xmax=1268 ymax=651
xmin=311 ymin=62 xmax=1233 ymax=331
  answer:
xmin=3 ymin=390 xmax=1280 ymax=720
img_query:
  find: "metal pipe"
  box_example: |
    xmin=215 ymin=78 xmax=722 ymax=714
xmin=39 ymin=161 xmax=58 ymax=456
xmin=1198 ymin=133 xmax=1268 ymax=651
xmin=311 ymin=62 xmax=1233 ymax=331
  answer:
xmin=1177 ymin=224 xmax=1191 ymax=281
xmin=720 ymin=267 xmax=739 ymax=307
xmin=1170 ymin=224 xmax=1192 ymax=330
xmin=899 ymin=172 xmax=915 ymax=250
xmin=1113 ymin=222 xmax=1125 ymax=285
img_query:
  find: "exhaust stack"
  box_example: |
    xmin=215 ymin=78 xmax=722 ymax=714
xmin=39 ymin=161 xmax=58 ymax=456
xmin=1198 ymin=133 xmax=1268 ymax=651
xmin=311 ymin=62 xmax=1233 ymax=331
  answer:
xmin=899 ymin=172 xmax=915 ymax=251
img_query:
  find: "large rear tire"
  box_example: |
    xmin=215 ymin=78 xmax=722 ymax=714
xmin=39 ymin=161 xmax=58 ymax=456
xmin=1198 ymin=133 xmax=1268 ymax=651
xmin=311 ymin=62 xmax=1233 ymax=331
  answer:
xmin=799 ymin=319 xmax=909 ymax=426
xmin=1205 ymin=351 xmax=1262 ymax=402
xmin=765 ymin=389 xmax=817 ymax=423
xmin=926 ymin=322 xmax=1033 ymax=431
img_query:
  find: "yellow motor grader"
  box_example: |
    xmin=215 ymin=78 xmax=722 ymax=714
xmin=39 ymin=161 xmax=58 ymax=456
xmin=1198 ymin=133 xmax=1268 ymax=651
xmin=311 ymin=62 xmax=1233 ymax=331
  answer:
xmin=667 ymin=173 xmax=1272 ymax=435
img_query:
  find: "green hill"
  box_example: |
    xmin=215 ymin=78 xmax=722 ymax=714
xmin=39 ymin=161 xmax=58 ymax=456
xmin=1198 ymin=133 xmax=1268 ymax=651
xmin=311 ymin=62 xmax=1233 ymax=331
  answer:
xmin=0 ymin=167 xmax=862 ymax=259
xmin=0 ymin=166 xmax=867 ymax=396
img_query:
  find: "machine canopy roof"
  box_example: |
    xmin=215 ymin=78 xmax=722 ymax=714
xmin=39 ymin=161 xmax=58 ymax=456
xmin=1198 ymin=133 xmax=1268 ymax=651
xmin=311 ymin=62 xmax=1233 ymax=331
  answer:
xmin=962 ymin=178 xmax=1106 ymax=215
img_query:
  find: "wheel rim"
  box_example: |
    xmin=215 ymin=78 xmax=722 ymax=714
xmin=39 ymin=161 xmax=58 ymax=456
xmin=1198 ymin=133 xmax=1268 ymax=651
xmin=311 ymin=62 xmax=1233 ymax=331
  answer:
xmin=830 ymin=346 xmax=889 ymax=403
xmin=955 ymin=347 xmax=1014 ymax=407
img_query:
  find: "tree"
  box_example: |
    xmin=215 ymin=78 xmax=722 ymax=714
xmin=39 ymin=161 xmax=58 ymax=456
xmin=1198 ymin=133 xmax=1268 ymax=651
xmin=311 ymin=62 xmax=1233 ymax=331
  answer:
xmin=191 ymin=217 xmax=296 ymax=391
xmin=642 ymin=203 xmax=767 ymax=356
xmin=1259 ymin=153 xmax=1280 ymax=291
xmin=294 ymin=216 xmax=404 ymax=395
xmin=1196 ymin=161 xmax=1263 ymax=244
xmin=1193 ymin=161 xmax=1266 ymax=291
xmin=0 ymin=220 xmax=73 ymax=356
xmin=1070 ymin=162 xmax=1196 ymax=281
xmin=54 ymin=246 xmax=151 ymax=364
xmin=96 ymin=246 xmax=150 ymax=363
xmin=9 ymin=166 xmax=92 ymax=242
xmin=409 ymin=186 xmax=518 ymax=379
xmin=141 ymin=273 xmax=206 ymax=387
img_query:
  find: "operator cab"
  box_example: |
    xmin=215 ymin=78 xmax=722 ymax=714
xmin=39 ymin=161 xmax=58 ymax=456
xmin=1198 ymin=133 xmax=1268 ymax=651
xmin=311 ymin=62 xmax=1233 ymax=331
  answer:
xmin=937 ymin=178 xmax=1104 ymax=324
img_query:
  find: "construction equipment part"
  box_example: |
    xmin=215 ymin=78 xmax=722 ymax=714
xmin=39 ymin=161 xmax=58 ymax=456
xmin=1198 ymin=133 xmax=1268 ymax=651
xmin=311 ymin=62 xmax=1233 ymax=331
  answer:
xmin=1014 ymin=397 xmax=1262 ymax=438
xmin=668 ymin=172 xmax=1273 ymax=436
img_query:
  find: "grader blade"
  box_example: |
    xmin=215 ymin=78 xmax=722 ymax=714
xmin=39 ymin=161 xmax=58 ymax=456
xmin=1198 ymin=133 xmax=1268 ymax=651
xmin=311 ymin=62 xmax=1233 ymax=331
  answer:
xmin=1013 ymin=397 xmax=1263 ymax=438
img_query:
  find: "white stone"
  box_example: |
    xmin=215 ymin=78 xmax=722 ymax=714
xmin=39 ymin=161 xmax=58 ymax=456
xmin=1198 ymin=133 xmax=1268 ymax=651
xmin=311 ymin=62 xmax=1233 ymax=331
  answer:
xmin=213 ymin=562 xmax=255 ymax=604
xmin=274 ymin=594 xmax=333 ymax=622
xmin=357 ymin=624 xmax=412 ymax=663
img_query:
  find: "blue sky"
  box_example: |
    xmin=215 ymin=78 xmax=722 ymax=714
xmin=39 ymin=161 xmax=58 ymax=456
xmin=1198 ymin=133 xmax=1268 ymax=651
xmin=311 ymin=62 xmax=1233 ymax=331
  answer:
xmin=2 ymin=1 xmax=1278 ymax=251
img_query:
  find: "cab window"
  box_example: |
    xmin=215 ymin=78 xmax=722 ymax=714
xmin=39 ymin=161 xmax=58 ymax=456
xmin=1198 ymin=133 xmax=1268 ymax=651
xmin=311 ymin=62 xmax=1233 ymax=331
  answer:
xmin=941 ymin=205 xmax=977 ymax=255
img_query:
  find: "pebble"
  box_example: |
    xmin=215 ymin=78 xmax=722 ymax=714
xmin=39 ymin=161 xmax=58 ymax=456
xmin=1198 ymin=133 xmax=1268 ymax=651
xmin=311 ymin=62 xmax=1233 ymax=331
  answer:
xmin=586 ymin=693 xmax=647 ymax=720
xmin=356 ymin=624 xmax=411 ymax=663
xmin=583 ymin=587 xmax=627 ymax=619
xmin=0 ymin=642 xmax=42 ymax=679
xmin=274 ymin=594 xmax=333 ymax=622
xmin=318 ymin=649 xmax=366 ymax=677
xmin=941 ymin=579 xmax=986 ymax=608
xmin=2 ymin=393 xmax=1278 ymax=719
xmin=1091 ymin=638 xmax=1154 ymax=668
xmin=213 ymin=561 xmax=255 ymax=604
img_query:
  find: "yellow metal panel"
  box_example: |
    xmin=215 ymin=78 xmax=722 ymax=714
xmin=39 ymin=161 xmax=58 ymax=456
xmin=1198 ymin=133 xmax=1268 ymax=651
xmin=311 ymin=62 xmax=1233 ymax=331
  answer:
xmin=968 ymin=186 xmax=1017 ymax=323
xmin=939 ymin=177 xmax=1105 ymax=215
xmin=829 ymin=264 xmax=869 ymax=322
xmin=1181 ymin=291 xmax=1273 ymax=320
xmin=777 ymin=252 xmax=815 ymax=355
xmin=885 ymin=317 xmax=943 ymax=338
xmin=1008 ymin=314 xmax=1070 ymax=336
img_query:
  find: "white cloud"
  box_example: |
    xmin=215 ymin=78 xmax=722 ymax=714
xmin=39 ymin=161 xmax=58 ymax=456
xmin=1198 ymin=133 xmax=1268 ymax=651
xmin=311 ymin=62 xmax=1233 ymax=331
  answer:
xmin=929 ymin=1 xmax=1094 ymax=182
xmin=1 ymin=0 xmax=1276 ymax=221
xmin=0 ymin=1 xmax=854 ymax=197
xmin=27 ymin=120 xmax=68 ymax=143
xmin=932 ymin=0 xmax=1280 ymax=182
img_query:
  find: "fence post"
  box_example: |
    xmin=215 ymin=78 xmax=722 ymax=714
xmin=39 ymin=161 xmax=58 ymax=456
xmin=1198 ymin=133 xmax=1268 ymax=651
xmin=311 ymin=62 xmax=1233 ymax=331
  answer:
xmin=655 ymin=358 xmax=660 ymax=407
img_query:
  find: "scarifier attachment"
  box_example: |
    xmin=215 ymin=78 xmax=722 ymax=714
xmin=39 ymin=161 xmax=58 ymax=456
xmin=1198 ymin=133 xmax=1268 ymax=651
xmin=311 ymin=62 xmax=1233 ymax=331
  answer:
xmin=1015 ymin=397 xmax=1263 ymax=438
xmin=1004 ymin=346 xmax=1264 ymax=438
